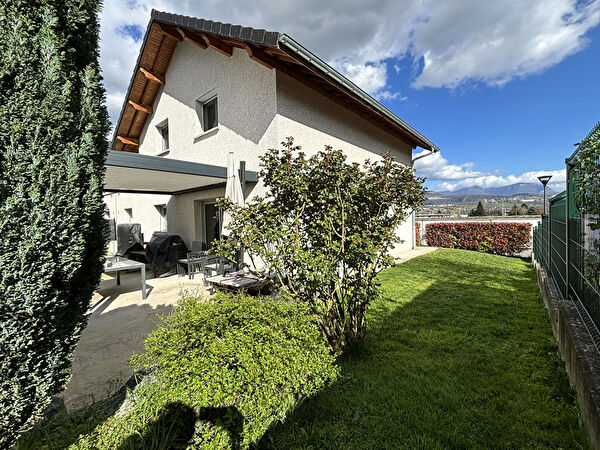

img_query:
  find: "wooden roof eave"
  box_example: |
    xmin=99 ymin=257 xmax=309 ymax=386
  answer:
xmin=111 ymin=13 xmax=436 ymax=153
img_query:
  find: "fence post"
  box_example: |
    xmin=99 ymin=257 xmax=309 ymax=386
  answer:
xmin=548 ymin=208 xmax=552 ymax=275
xmin=565 ymin=159 xmax=570 ymax=300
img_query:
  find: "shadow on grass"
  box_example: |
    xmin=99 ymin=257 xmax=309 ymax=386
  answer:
xmin=258 ymin=249 xmax=587 ymax=449
xmin=117 ymin=404 xmax=244 ymax=450
xmin=117 ymin=402 xmax=196 ymax=450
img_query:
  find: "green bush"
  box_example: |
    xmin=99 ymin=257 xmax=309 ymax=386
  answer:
xmin=71 ymin=293 xmax=339 ymax=449
xmin=0 ymin=0 xmax=109 ymax=445
xmin=215 ymin=138 xmax=426 ymax=353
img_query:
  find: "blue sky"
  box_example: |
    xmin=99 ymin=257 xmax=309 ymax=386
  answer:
xmin=100 ymin=0 xmax=600 ymax=193
xmin=383 ymin=24 xmax=600 ymax=192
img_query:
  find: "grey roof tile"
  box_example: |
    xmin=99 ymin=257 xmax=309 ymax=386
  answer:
xmin=150 ymin=10 xmax=280 ymax=47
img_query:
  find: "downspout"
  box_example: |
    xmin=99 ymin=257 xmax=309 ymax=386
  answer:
xmin=411 ymin=149 xmax=436 ymax=164
xmin=411 ymin=148 xmax=438 ymax=247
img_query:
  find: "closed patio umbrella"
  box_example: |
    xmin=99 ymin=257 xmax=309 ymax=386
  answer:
xmin=221 ymin=152 xmax=245 ymax=236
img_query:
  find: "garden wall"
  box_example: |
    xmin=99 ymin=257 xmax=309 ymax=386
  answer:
xmin=535 ymin=261 xmax=600 ymax=449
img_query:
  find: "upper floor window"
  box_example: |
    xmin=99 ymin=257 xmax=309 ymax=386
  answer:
xmin=202 ymin=97 xmax=218 ymax=131
xmin=159 ymin=123 xmax=169 ymax=151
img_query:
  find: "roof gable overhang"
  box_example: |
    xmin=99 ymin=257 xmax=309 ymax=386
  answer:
xmin=111 ymin=10 xmax=438 ymax=153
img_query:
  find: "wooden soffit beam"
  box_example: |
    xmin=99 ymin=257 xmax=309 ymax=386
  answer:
xmin=243 ymin=44 xmax=275 ymax=70
xmin=116 ymin=135 xmax=140 ymax=146
xmin=128 ymin=100 xmax=153 ymax=114
xmin=201 ymin=33 xmax=233 ymax=57
xmin=176 ymin=27 xmax=208 ymax=49
xmin=139 ymin=66 xmax=165 ymax=84
xmin=155 ymin=23 xmax=183 ymax=42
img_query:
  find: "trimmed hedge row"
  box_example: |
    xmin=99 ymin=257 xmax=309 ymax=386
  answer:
xmin=425 ymin=222 xmax=531 ymax=255
xmin=70 ymin=293 xmax=339 ymax=449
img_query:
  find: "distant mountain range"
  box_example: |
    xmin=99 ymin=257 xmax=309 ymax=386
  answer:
xmin=439 ymin=182 xmax=557 ymax=196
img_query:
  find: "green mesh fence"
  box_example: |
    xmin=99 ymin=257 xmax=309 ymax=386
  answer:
xmin=533 ymin=146 xmax=600 ymax=332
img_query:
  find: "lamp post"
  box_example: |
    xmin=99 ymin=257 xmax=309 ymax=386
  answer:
xmin=538 ymin=175 xmax=552 ymax=214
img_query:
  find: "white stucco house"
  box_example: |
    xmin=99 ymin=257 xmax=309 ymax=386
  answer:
xmin=104 ymin=10 xmax=438 ymax=256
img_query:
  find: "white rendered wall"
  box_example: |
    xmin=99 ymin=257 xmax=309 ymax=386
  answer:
xmin=274 ymin=72 xmax=415 ymax=253
xmin=137 ymin=42 xmax=278 ymax=172
xmin=274 ymin=72 xmax=413 ymax=166
xmin=108 ymin=43 xmax=417 ymax=253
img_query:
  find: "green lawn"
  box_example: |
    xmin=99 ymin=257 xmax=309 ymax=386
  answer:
xmin=259 ymin=248 xmax=588 ymax=449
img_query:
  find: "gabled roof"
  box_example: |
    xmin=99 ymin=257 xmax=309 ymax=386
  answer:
xmin=111 ymin=10 xmax=438 ymax=153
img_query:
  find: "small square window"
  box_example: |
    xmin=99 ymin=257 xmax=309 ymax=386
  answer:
xmin=202 ymin=97 xmax=218 ymax=131
xmin=124 ymin=208 xmax=133 ymax=223
xmin=159 ymin=123 xmax=169 ymax=151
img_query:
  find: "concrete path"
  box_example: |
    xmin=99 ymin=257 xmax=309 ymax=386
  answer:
xmin=61 ymin=271 xmax=210 ymax=410
xmin=394 ymin=246 xmax=438 ymax=264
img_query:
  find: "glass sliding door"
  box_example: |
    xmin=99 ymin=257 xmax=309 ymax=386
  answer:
xmin=204 ymin=203 xmax=220 ymax=248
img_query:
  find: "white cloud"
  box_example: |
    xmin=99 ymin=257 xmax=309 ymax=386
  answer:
xmin=411 ymin=0 xmax=600 ymax=88
xmin=374 ymin=91 xmax=407 ymax=101
xmin=99 ymin=0 xmax=600 ymax=123
xmin=414 ymin=149 xmax=566 ymax=192
xmin=333 ymin=60 xmax=388 ymax=94
xmin=413 ymin=150 xmax=483 ymax=180
xmin=437 ymin=169 xmax=566 ymax=192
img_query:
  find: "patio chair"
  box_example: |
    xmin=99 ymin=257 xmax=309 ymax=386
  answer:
xmin=184 ymin=251 xmax=209 ymax=279
xmin=177 ymin=241 xmax=208 ymax=278
xmin=201 ymin=256 xmax=235 ymax=284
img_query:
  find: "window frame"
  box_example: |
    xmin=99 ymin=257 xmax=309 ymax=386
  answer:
xmin=201 ymin=96 xmax=218 ymax=132
xmin=155 ymin=204 xmax=167 ymax=232
xmin=124 ymin=208 xmax=133 ymax=223
xmin=159 ymin=122 xmax=169 ymax=151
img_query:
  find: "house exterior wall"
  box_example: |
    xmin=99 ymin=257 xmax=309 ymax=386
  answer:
xmin=274 ymin=72 xmax=413 ymax=166
xmin=273 ymin=72 xmax=415 ymax=254
xmin=106 ymin=42 xmax=417 ymax=256
xmin=137 ymin=42 xmax=278 ymax=171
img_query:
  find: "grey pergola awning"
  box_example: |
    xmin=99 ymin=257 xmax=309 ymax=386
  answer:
xmin=104 ymin=150 xmax=257 ymax=195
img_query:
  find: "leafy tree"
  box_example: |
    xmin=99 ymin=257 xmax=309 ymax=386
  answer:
xmin=508 ymin=204 xmax=519 ymax=215
xmin=572 ymin=122 xmax=600 ymax=229
xmin=215 ymin=138 xmax=426 ymax=353
xmin=0 ymin=0 xmax=109 ymax=445
xmin=469 ymin=201 xmax=486 ymax=217
xmin=518 ymin=203 xmax=529 ymax=215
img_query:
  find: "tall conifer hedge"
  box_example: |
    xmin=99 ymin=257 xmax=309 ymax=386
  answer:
xmin=0 ymin=0 xmax=109 ymax=445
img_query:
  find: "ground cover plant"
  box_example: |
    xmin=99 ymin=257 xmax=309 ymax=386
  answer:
xmin=425 ymin=221 xmax=531 ymax=255
xmin=261 ymin=249 xmax=588 ymax=449
xmin=18 ymin=292 xmax=339 ymax=449
xmin=216 ymin=138 xmax=426 ymax=353
xmin=0 ymin=0 xmax=109 ymax=445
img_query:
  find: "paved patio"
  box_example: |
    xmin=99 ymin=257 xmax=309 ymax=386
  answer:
xmin=61 ymin=270 xmax=210 ymax=410
xmin=62 ymin=248 xmax=437 ymax=410
xmin=394 ymin=246 xmax=438 ymax=263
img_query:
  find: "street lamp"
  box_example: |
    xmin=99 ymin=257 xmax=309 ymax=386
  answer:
xmin=538 ymin=175 xmax=552 ymax=214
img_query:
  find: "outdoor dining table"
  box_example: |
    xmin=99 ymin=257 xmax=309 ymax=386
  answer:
xmin=103 ymin=255 xmax=147 ymax=299
xmin=205 ymin=274 xmax=269 ymax=294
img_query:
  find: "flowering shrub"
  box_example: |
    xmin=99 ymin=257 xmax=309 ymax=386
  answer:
xmin=415 ymin=221 xmax=421 ymax=246
xmin=425 ymin=222 xmax=531 ymax=255
xmin=215 ymin=138 xmax=426 ymax=353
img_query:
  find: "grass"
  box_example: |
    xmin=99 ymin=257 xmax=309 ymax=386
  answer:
xmin=259 ymin=248 xmax=588 ymax=449
xmin=19 ymin=249 xmax=588 ymax=449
